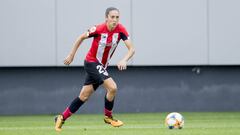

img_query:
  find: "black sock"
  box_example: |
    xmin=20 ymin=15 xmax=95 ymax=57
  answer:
xmin=69 ymin=97 xmax=85 ymax=113
xmin=104 ymin=95 xmax=114 ymax=111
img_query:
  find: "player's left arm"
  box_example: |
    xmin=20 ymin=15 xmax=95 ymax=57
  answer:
xmin=117 ymin=39 xmax=135 ymax=71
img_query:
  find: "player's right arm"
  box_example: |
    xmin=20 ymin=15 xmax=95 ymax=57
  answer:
xmin=63 ymin=32 xmax=89 ymax=65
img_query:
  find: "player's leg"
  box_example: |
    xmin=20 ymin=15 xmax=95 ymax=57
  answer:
xmin=83 ymin=61 xmax=123 ymax=126
xmin=55 ymin=84 xmax=94 ymax=131
xmin=103 ymin=77 xmax=117 ymax=116
xmin=103 ymin=78 xmax=123 ymax=127
xmin=62 ymin=84 xmax=94 ymax=120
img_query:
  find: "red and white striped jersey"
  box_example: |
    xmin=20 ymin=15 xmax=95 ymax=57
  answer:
xmin=85 ymin=23 xmax=129 ymax=68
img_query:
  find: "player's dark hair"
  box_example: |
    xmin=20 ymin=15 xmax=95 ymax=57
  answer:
xmin=105 ymin=7 xmax=119 ymax=17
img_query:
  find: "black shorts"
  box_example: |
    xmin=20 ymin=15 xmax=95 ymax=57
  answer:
xmin=84 ymin=60 xmax=110 ymax=90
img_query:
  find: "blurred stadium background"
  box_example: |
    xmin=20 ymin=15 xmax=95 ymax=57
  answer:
xmin=1 ymin=0 xmax=240 ymax=116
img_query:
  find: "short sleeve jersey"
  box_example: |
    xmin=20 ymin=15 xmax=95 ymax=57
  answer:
xmin=85 ymin=23 xmax=129 ymax=68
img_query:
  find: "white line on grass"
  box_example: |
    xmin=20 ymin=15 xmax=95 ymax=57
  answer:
xmin=0 ymin=125 xmax=163 ymax=130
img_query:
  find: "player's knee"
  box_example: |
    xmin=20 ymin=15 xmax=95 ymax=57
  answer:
xmin=79 ymin=93 xmax=90 ymax=101
xmin=108 ymin=84 xmax=117 ymax=94
xmin=79 ymin=95 xmax=89 ymax=101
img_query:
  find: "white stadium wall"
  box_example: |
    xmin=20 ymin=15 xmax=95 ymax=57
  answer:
xmin=208 ymin=0 xmax=240 ymax=65
xmin=132 ymin=0 xmax=208 ymax=65
xmin=1 ymin=0 xmax=240 ymax=66
xmin=0 ymin=0 xmax=56 ymax=66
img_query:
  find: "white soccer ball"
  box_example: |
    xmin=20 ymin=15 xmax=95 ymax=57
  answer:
xmin=165 ymin=112 xmax=184 ymax=129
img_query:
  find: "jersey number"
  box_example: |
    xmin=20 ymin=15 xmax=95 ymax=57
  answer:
xmin=96 ymin=65 xmax=108 ymax=76
xmin=97 ymin=65 xmax=105 ymax=74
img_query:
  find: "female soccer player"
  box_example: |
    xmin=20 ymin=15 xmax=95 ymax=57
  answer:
xmin=55 ymin=7 xmax=135 ymax=131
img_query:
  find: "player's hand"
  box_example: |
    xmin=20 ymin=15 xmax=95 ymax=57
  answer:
xmin=64 ymin=54 xmax=74 ymax=65
xmin=117 ymin=60 xmax=127 ymax=71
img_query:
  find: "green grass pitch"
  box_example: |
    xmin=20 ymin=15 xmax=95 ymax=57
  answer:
xmin=0 ymin=112 xmax=240 ymax=135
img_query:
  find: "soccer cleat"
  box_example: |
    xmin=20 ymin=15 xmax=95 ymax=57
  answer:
xmin=55 ymin=115 xmax=65 ymax=132
xmin=104 ymin=116 xmax=123 ymax=127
